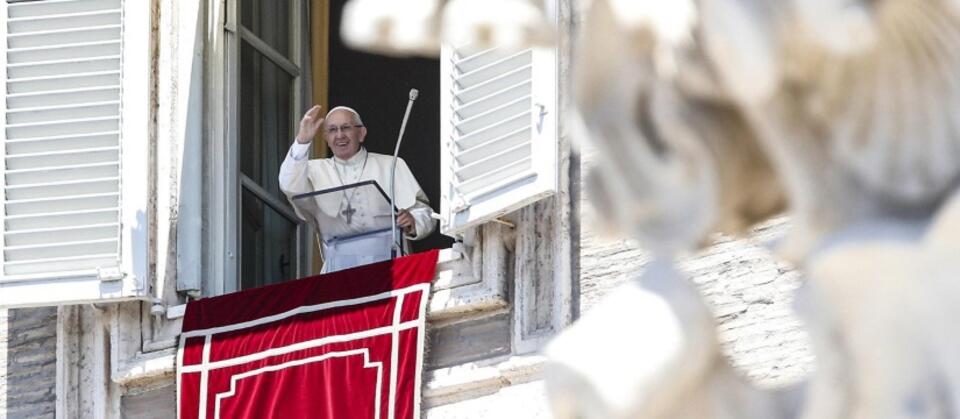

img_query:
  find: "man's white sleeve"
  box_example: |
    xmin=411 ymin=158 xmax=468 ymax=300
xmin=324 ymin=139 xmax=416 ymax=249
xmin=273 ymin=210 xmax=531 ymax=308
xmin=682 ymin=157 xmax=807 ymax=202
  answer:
xmin=278 ymin=141 xmax=313 ymax=196
xmin=395 ymin=158 xmax=437 ymax=240
xmin=406 ymin=192 xmax=437 ymax=240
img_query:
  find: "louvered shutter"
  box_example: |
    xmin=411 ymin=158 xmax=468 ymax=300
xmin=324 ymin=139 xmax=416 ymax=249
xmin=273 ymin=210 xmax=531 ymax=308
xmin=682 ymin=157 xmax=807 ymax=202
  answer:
xmin=439 ymin=43 xmax=558 ymax=235
xmin=0 ymin=0 xmax=150 ymax=307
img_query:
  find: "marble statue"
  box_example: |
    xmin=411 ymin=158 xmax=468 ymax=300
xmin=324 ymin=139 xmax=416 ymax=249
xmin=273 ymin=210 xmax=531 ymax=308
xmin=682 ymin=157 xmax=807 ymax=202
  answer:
xmin=338 ymin=0 xmax=960 ymax=417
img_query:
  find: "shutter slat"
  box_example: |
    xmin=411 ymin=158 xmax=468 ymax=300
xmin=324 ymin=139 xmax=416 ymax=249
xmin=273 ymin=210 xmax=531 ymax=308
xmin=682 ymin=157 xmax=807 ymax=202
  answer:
xmin=8 ymin=11 xmax=121 ymax=34
xmin=456 ymin=142 xmax=531 ymax=178
xmin=7 ymin=253 xmax=116 ymax=274
xmin=8 ymin=23 xmax=120 ymax=38
xmin=456 ymin=113 xmax=529 ymax=149
xmin=5 ymin=193 xmax=119 ymax=217
xmin=8 ymin=40 xmax=120 ymax=65
xmin=4 ymin=130 xmax=119 ymax=144
xmin=6 ymin=102 xmax=119 ymax=125
xmin=455 ymin=157 xmax=532 ymax=194
xmin=5 ymin=208 xmax=118 ymax=231
xmin=3 ymin=255 xmax=115 ymax=277
xmin=451 ymin=46 xmax=509 ymax=72
xmin=5 ymin=237 xmax=115 ymax=253
xmin=6 ymin=134 xmax=118 ymax=156
xmin=5 ymin=223 xmax=118 ymax=247
xmin=454 ymin=80 xmax=532 ymax=120
xmin=5 ymin=161 xmax=118 ymax=174
xmin=7 ymin=86 xmax=120 ymax=108
xmin=5 ymin=191 xmax=118 ymax=205
xmin=8 ymin=26 xmax=121 ymax=50
xmin=6 ymin=117 xmax=119 ymax=140
xmin=5 ymin=178 xmax=119 ymax=201
xmin=8 ymin=59 xmax=119 ymax=81
xmin=6 ymin=145 xmax=119 ymax=159
xmin=6 ymin=222 xmax=118 ymax=237
xmin=455 ymin=127 xmax=527 ymax=155
xmin=8 ymin=0 xmax=120 ymax=19
xmin=5 ymin=167 xmax=119 ymax=187
xmin=455 ymin=51 xmax=531 ymax=87
xmin=453 ymin=96 xmax=531 ymax=133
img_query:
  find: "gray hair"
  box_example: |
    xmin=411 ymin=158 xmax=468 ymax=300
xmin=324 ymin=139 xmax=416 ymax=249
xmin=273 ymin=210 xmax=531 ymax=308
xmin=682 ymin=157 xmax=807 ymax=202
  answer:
xmin=325 ymin=106 xmax=364 ymax=126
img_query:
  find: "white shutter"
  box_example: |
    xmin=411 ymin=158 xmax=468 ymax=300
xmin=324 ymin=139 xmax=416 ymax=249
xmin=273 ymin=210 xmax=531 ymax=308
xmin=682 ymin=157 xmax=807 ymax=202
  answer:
xmin=0 ymin=0 xmax=150 ymax=307
xmin=439 ymin=42 xmax=558 ymax=236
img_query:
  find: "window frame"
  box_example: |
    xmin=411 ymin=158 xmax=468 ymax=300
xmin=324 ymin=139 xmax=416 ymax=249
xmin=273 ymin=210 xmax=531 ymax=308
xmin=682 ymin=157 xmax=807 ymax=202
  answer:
xmin=205 ymin=0 xmax=313 ymax=297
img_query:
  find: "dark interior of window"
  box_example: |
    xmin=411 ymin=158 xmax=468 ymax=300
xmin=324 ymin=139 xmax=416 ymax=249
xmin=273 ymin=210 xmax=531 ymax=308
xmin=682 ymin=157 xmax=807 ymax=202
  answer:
xmin=328 ymin=0 xmax=454 ymax=253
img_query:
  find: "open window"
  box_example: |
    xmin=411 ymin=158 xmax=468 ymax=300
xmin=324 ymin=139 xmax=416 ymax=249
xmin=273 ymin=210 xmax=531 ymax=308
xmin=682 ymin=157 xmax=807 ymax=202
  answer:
xmin=211 ymin=0 xmax=559 ymax=303
xmin=0 ymin=0 xmax=150 ymax=307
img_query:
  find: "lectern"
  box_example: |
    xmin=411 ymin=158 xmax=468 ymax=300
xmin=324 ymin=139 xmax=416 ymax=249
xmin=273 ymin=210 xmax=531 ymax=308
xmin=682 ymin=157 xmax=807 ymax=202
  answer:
xmin=292 ymin=180 xmax=403 ymax=272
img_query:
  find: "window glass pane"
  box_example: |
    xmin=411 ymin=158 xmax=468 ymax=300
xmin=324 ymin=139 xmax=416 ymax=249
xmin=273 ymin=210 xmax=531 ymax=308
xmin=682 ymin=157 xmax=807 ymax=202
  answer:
xmin=241 ymin=189 xmax=298 ymax=289
xmin=240 ymin=41 xmax=293 ymax=203
xmin=240 ymin=0 xmax=290 ymax=58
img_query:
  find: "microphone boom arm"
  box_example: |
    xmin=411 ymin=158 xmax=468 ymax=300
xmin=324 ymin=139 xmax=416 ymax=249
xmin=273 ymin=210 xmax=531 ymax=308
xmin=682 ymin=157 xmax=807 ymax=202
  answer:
xmin=391 ymin=88 xmax=419 ymax=258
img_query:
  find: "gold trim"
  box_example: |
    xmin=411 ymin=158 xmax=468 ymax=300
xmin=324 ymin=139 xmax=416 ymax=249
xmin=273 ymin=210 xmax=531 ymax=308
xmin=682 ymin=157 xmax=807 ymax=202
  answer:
xmin=311 ymin=0 xmax=329 ymax=158
xmin=310 ymin=0 xmax=329 ymax=273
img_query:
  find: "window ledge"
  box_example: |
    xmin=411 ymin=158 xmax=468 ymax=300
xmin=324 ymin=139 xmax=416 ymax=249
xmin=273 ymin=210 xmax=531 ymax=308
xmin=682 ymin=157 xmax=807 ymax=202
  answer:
xmin=423 ymin=354 xmax=546 ymax=408
xmin=112 ymin=348 xmax=177 ymax=387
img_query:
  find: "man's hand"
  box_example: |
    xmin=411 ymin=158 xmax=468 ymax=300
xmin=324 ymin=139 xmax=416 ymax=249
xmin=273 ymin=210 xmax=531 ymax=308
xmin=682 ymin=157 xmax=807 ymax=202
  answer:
xmin=397 ymin=210 xmax=417 ymax=236
xmin=296 ymin=105 xmax=324 ymax=143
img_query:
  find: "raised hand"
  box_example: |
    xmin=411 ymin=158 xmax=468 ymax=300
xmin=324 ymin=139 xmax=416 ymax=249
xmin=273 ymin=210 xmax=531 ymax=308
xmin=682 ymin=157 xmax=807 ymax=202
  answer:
xmin=296 ymin=105 xmax=324 ymax=143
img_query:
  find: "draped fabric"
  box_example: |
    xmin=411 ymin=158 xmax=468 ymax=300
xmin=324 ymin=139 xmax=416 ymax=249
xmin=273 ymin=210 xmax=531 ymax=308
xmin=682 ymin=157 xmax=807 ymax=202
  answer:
xmin=177 ymin=250 xmax=439 ymax=419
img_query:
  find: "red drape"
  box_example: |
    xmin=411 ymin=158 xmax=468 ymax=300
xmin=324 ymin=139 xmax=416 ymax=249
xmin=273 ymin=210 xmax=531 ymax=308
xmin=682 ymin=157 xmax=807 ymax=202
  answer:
xmin=177 ymin=250 xmax=439 ymax=419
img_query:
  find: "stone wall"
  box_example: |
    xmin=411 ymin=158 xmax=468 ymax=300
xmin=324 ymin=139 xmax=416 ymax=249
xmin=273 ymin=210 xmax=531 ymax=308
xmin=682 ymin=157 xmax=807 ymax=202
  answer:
xmin=578 ymin=143 xmax=815 ymax=387
xmin=0 ymin=308 xmax=58 ymax=419
xmin=1 ymin=308 xmax=6 ymax=419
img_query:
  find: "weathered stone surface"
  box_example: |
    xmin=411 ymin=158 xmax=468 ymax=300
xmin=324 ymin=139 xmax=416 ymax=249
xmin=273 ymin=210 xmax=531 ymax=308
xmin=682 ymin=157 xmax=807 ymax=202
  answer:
xmin=121 ymin=385 xmax=176 ymax=419
xmin=1 ymin=308 xmax=7 ymax=419
xmin=426 ymin=380 xmax=552 ymax=419
xmin=1 ymin=308 xmax=57 ymax=419
xmin=427 ymin=312 xmax=512 ymax=369
xmin=580 ymin=145 xmax=814 ymax=389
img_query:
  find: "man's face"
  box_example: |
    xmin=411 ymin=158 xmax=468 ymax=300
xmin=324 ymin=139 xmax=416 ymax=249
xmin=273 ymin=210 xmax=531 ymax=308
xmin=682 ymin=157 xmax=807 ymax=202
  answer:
xmin=324 ymin=109 xmax=367 ymax=159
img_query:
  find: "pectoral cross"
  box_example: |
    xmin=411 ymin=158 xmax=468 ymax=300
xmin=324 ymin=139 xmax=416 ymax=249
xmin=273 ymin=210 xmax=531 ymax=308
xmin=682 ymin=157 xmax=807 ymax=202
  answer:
xmin=341 ymin=203 xmax=357 ymax=224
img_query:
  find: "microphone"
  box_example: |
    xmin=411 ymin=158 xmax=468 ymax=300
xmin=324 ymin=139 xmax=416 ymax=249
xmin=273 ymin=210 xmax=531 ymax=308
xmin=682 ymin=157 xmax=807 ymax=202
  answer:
xmin=390 ymin=88 xmax=419 ymax=258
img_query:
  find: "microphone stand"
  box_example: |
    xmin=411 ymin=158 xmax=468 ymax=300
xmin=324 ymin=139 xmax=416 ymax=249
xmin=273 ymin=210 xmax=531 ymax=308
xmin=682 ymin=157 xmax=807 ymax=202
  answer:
xmin=391 ymin=88 xmax=419 ymax=258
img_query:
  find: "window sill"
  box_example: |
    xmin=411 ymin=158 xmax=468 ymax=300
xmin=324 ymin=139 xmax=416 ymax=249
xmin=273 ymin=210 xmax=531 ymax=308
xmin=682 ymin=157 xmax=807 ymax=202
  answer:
xmin=423 ymin=354 xmax=546 ymax=408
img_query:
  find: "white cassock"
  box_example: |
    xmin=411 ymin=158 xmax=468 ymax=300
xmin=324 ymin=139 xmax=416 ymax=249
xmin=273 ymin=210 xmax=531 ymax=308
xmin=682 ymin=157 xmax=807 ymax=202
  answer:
xmin=279 ymin=142 xmax=436 ymax=273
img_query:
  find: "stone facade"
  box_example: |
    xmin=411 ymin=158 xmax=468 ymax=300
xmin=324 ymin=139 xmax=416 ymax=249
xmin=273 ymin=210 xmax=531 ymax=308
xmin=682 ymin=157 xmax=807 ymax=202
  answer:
xmin=0 ymin=308 xmax=57 ymax=419
xmin=578 ymin=145 xmax=814 ymax=389
xmin=0 ymin=309 xmax=5 ymax=419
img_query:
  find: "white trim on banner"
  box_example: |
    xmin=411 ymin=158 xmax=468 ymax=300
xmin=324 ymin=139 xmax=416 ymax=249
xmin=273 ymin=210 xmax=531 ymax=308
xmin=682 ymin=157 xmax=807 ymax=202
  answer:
xmin=177 ymin=282 xmax=432 ymax=419
xmin=214 ymin=349 xmax=384 ymax=419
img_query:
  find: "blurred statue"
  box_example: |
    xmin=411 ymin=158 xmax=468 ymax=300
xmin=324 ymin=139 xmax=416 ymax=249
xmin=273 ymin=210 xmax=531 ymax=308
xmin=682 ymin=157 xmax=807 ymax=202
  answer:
xmin=549 ymin=0 xmax=960 ymax=418
xmin=339 ymin=0 xmax=554 ymax=55
xmin=339 ymin=0 xmax=960 ymax=417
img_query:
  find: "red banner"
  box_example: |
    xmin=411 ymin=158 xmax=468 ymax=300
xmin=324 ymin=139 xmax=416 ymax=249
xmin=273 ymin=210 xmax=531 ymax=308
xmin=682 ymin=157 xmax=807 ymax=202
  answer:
xmin=177 ymin=250 xmax=439 ymax=419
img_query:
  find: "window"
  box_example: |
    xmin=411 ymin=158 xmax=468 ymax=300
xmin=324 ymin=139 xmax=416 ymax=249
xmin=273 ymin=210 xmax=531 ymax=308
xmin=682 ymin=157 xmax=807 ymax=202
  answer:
xmin=0 ymin=0 xmax=150 ymax=307
xmin=226 ymin=0 xmax=313 ymax=291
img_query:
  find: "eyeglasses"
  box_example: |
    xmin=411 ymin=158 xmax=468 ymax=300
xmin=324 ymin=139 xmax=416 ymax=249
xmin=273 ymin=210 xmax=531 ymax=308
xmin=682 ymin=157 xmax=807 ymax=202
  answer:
xmin=325 ymin=124 xmax=363 ymax=135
